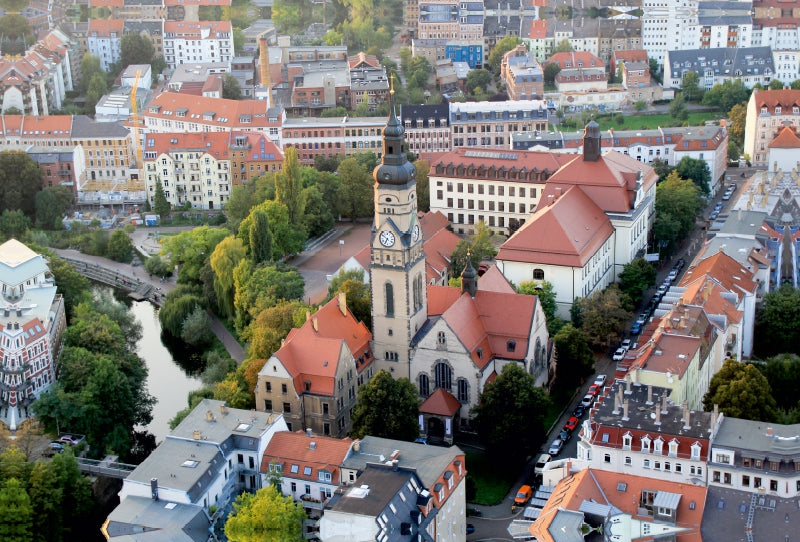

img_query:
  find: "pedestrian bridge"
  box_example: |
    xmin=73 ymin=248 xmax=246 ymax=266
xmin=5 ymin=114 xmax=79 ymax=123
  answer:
xmin=76 ymin=457 xmax=137 ymax=479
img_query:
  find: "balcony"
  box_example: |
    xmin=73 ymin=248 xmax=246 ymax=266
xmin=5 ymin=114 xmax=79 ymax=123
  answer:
xmin=299 ymin=495 xmax=326 ymax=510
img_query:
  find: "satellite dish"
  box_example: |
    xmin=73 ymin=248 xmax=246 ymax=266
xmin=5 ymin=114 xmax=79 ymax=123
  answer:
xmin=650 ymin=413 xmax=656 ymax=419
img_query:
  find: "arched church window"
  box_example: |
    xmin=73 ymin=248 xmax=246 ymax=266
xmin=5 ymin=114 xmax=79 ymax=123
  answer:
xmin=385 ymin=282 xmax=394 ymax=316
xmin=457 ymin=378 xmax=469 ymax=403
xmin=434 ymin=362 xmax=452 ymax=391
xmin=419 ymin=374 xmax=430 ymax=397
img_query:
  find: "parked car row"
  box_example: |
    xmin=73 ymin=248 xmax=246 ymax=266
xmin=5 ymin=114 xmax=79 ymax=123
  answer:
xmin=722 ymin=183 xmax=736 ymax=201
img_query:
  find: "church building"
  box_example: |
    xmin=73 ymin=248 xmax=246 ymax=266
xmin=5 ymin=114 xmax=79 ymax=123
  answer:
xmin=368 ymin=86 xmax=552 ymax=436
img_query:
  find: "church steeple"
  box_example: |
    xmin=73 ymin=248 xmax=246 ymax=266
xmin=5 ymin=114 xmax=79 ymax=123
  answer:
xmin=369 ymin=76 xmax=427 ymax=380
xmin=583 ymin=119 xmax=601 ymax=162
xmin=461 ymin=251 xmax=477 ymax=297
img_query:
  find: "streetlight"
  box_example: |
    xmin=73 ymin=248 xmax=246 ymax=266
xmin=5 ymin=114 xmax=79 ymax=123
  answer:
xmin=339 ymin=239 xmax=344 ymax=256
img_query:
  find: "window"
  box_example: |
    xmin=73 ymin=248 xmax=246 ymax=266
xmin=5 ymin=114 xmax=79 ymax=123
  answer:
xmin=641 ymin=437 xmax=651 ymax=453
xmin=457 ymin=378 xmax=469 ymax=403
xmin=385 ymin=283 xmax=394 ymax=316
xmin=319 ymin=471 xmax=332 ymax=482
xmin=623 ymin=434 xmax=632 ymax=450
xmin=438 ymin=331 xmax=446 ymax=345
xmin=604 ymin=454 xmax=611 ymax=464
xmin=624 ymin=456 xmax=632 ymax=466
xmin=304 ymin=466 xmax=312 ymax=476
xmin=533 ymin=268 xmax=544 ymax=280
xmin=770 ymin=479 xmax=778 ymax=491
xmin=654 ymin=439 xmax=663 ymax=454
xmin=264 ymin=399 xmax=272 ymax=410
xmin=507 ymin=340 xmax=516 ymax=352
xmin=281 ymin=383 xmax=287 ymax=394
xmin=265 ymin=381 xmax=272 ymax=392
xmin=419 ymin=374 xmax=430 ymax=397
xmin=643 ymin=459 xmax=651 ymax=468
xmin=283 ymin=402 xmax=291 ymax=413
xmin=435 ymin=362 xmax=452 ymax=391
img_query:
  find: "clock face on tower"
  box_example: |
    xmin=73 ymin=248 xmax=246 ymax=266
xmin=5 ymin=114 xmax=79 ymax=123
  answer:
xmin=380 ymin=230 xmax=396 ymax=247
xmin=412 ymin=224 xmax=420 ymax=242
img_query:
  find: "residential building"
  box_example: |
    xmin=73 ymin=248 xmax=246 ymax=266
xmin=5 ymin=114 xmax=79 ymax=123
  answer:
xmin=87 ymin=19 xmax=123 ymax=71
xmin=123 ymin=20 xmax=164 ymax=59
xmin=269 ymin=45 xmax=350 ymax=115
xmin=94 ymin=87 xmax=135 ymax=123
xmin=547 ymin=51 xmax=607 ymax=94
xmin=527 ymin=468 xmax=706 ymax=541
xmin=166 ymin=62 xmax=230 ymax=94
xmin=261 ymin=430 xmax=354 ymax=536
xmin=120 ymin=64 xmax=152 ymax=91
xmin=228 ymin=131 xmax=283 ymax=186
xmin=522 ymin=19 xmax=551 ymax=62
xmin=412 ymin=38 xmax=448 ymax=67
xmin=664 ymin=46 xmax=775 ymax=90
xmin=501 ymin=44 xmax=544 ymax=100
xmin=57 ymin=22 xmax=89 ymax=88
xmin=240 ymin=19 xmax=276 ymax=55
xmin=230 ymin=56 xmax=257 ymax=98
xmin=400 ymin=104 xmax=451 ymax=160
xmin=163 ymin=21 xmax=234 ymax=69
xmin=449 ymin=100 xmax=548 ymax=150
xmin=497 ymin=121 xmax=658 ymax=316
xmin=320 ymin=463 xmax=438 ymax=542
xmin=27 ymin=145 xmax=87 ymax=197
xmin=610 ymin=48 xmax=649 ymax=77
xmin=444 ymin=41 xmax=484 ymax=69
xmin=336 ymin=436 xmax=467 ymax=542
xmin=349 ymin=52 xmax=390 ymax=111
xmin=142 ymin=131 xmax=231 ymax=210
xmin=708 ymin=417 xmax=800 ymax=498
xmin=114 ymin=399 xmax=287 ymax=513
xmin=621 ymin=60 xmax=663 ymax=103
xmin=255 ymin=293 xmax=373 ymax=438
xmin=141 ymin=92 xmax=282 ymax=146
xmin=281 ymin=116 xmax=385 ymax=165
xmin=772 ymin=50 xmax=800 ymax=86
xmin=427 ymin=147 xmax=572 ymax=235
xmin=744 ymin=89 xmax=800 ymax=166
xmin=0 ymin=239 xmax=66 ymax=430
xmin=546 ymin=51 xmax=605 ymax=72
xmin=579 ymin=380 xmax=719 ymax=484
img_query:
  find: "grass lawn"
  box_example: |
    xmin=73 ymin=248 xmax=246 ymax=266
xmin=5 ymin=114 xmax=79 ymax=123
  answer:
xmin=593 ymin=111 xmax=722 ymax=131
xmin=466 ymin=452 xmax=519 ymax=506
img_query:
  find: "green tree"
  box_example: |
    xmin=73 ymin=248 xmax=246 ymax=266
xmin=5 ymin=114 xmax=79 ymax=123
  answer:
xmin=618 ymin=257 xmax=657 ymax=305
xmin=152 ymin=180 xmax=171 ymax=219
xmin=758 ymin=354 xmax=800 ymax=412
xmin=654 ymin=171 xmax=702 ymax=254
xmin=238 ymin=201 xmax=304 ymax=261
xmin=518 ymin=280 xmax=562 ymax=334
xmin=727 ymin=102 xmax=747 ymax=147
xmin=336 ymin=157 xmax=373 ymax=222
xmin=249 ymin=208 xmax=273 ymax=265
xmin=465 ymin=69 xmax=492 ymax=94
xmin=0 ymin=209 xmax=30 ymax=239
xmin=301 ymin=185 xmax=335 ymax=237
xmin=34 ymin=186 xmax=72 ymax=229
xmin=552 ymin=323 xmax=595 ymax=391
xmin=668 ymin=92 xmax=689 ymax=121
xmin=579 ymin=285 xmax=632 ymax=349
xmin=472 ymin=363 xmax=550 ymax=463
xmin=350 ymin=370 xmax=420 ymax=441
xmin=119 ymin=33 xmax=154 ymax=70
xmin=634 ymin=99 xmax=647 ymax=112
xmin=160 ymin=292 xmax=203 ymax=337
xmin=151 ymin=56 xmax=167 ymax=82
xmin=106 ymin=229 xmax=133 ymax=263
xmin=0 ymin=150 xmax=44 ymax=217
xmin=45 ymin=253 xmax=91 ymax=317
xmin=649 ymin=58 xmax=662 ymax=84
xmin=414 ymin=159 xmax=430 ymax=212
xmin=702 ymin=78 xmax=750 ymax=112
xmin=754 ymin=285 xmax=800 ymax=357
xmin=768 ymin=79 xmax=785 ymax=90
xmin=791 ymin=79 xmax=800 ymax=90
xmin=181 ymin=305 xmax=213 ymax=346
xmin=79 ymin=54 xmax=103 ymax=94
xmin=703 ymin=359 xmax=778 ymax=422
xmin=326 ymin=269 xmax=371 ymax=329
xmin=680 ymin=71 xmax=703 ymax=102
xmin=449 ymin=221 xmax=497 ymax=276
xmin=245 ymin=300 xmax=309 ymax=360
xmin=225 ymin=485 xmax=306 ymax=542
xmin=553 ymin=38 xmax=574 ymax=53
xmin=675 ymin=156 xmax=711 ymax=194
xmin=144 ymin=254 xmax=171 ymax=278
xmin=275 ymin=146 xmax=305 ymax=226
xmin=544 ymin=62 xmax=561 ymax=86
xmin=210 ymin=236 xmax=246 ymax=318
xmin=0 ymin=14 xmax=29 ymax=40
xmin=488 ymin=36 xmax=520 ymax=74
xmin=233 ymin=260 xmax=305 ymax=332
xmin=85 ymin=73 xmax=108 ymax=114
xmin=651 ymin=157 xmax=674 ymax=182
xmin=0 ymin=478 xmax=33 ymax=541
xmin=728 ymin=139 xmax=741 ymax=161
xmin=221 ymin=73 xmax=243 ymax=100
xmin=159 ymin=225 xmax=228 ymax=284
xmin=28 ymin=460 xmax=63 ymax=541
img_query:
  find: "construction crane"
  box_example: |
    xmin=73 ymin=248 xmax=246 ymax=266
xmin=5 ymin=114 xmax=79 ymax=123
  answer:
xmin=129 ymin=69 xmax=143 ymax=181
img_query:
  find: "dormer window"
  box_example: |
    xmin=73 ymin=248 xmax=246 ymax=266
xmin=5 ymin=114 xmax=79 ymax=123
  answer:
xmin=654 ymin=438 xmax=663 ymax=454
xmin=775 ymin=106 xmax=782 ymax=115
xmin=690 ymin=442 xmax=701 ymax=460
xmin=622 ymin=433 xmax=632 ymax=450
xmin=641 ymin=436 xmax=651 ymax=453
xmin=668 ymin=439 xmax=679 ymax=458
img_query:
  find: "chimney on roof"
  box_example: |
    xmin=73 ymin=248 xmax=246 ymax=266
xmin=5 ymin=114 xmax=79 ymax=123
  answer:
xmin=661 ymin=393 xmax=669 ymax=414
xmin=306 ymin=428 xmax=313 ymax=438
xmin=766 ymin=427 xmax=773 ymax=437
xmin=205 ymin=410 xmax=214 ymax=421
xmin=312 ymin=316 xmax=318 ymax=332
xmin=634 ymin=367 xmax=641 ymax=384
xmin=612 ymin=389 xmax=621 ymax=415
xmin=682 ymin=401 xmax=691 ymax=430
xmin=647 ymin=384 xmax=653 ymax=405
xmin=338 ymin=291 xmax=347 ymax=316
xmin=392 ymin=459 xmax=399 ymax=471
xmin=622 ymin=399 xmax=630 ymax=421
xmin=654 ymin=404 xmax=661 ymax=425
xmin=220 ymin=404 xmax=228 ymax=415
xmin=625 ymin=374 xmax=632 ymax=394
xmin=310 ymin=441 xmax=316 ymax=450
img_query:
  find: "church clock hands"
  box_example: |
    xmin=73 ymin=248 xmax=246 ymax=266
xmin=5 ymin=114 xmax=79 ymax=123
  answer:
xmin=380 ymin=230 xmax=396 ymax=247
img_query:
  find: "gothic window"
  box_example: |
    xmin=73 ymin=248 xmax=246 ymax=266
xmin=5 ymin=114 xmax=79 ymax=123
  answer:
xmin=534 ymin=337 xmax=542 ymax=368
xmin=434 ymin=362 xmax=452 ymax=391
xmin=419 ymin=374 xmax=430 ymax=397
xmin=457 ymin=378 xmax=469 ymax=403
xmin=413 ymin=274 xmax=423 ymax=311
xmin=533 ymin=268 xmax=544 ymax=280
xmin=385 ymin=282 xmax=394 ymax=316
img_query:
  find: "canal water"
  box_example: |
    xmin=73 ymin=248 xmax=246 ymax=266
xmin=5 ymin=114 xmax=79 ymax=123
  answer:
xmin=96 ymin=287 xmax=204 ymax=442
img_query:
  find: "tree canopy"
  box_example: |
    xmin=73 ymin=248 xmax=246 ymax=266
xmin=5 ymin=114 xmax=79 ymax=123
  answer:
xmin=472 ymin=363 xmax=550 ymax=463
xmin=575 ymin=285 xmax=631 ymax=349
xmin=552 ymin=323 xmax=595 ymax=392
xmin=518 ymin=280 xmax=562 ymax=334
xmin=654 ymin=171 xmax=702 ymax=255
xmin=675 ymin=156 xmax=711 ymax=195
xmin=449 ymin=221 xmax=497 ymax=277
xmin=754 ymin=284 xmax=800 ymax=357
xmin=703 ymin=359 xmax=778 ymax=422
xmin=225 ymin=485 xmax=306 ymax=542
xmin=0 ymin=150 xmax=44 ymax=218
xmin=680 ymin=71 xmax=703 ymax=102
xmin=119 ymin=33 xmax=154 ymax=70
xmin=221 ymin=74 xmax=243 ymax=100
xmin=702 ymin=78 xmax=751 ymax=112
xmin=350 ymin=370 xmax=420 ymax=441
xmin=618 ymin=258 xmax=657 ymax=306
xmin=487 ymin=36 xmax=520 ymax=74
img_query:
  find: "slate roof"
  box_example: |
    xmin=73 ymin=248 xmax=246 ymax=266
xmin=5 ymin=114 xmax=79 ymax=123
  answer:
xmin=667 ymin=46 xmax=774 ymax=78
xmin=103 ymin=497 xmax=210 ymax=542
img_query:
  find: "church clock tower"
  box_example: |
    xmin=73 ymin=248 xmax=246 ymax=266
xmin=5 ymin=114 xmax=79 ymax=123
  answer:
xmin=369 ymin=81 xmax=427 ymax=380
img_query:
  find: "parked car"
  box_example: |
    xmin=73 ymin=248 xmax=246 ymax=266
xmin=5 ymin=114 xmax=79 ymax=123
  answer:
xmin=594 ymin=374 xmax=607 ymax=387
xmin=722 ymin=190 xmax=732 ymax=201
xmin=729 ymin=183 xmax=736 ymax=192
xmin=621 ymin=339 xmax=631 ymax=350
xmin=588 ymin=384 xmax=601 ymax=396
xmin=466 ymin=524 xmax=475 ymax=535
xmin=675 ymin=258 xmax=685 ymax=269
xmin=667 ymin=269 xmax=678 ymax=281
xmin=656 ymin=284 xmax=668 ymax=296
xmin=564 ymin=416 xmax=580 ymax=431
xmin=48 ymin=442 xmax=64 ymax=454
xmin=580 ymin=393 xmax=595 ymax=408
xmin=548 ymin=438 xmax=565 ymax=456
xmin=514 ymin=485 xmax=533 ymax=505
xmin=573 ymin=404 xmax=586 ymax=418
xmin=534 ymin=454 xmax=551 ymax=476
xmin=559 ymin=429 xmax=572 ymax=443
xmin=612 ymin=348 xmax=627 ymax=361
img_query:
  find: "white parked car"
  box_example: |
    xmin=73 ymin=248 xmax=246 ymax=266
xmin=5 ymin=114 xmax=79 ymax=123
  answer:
xmin=548 ymin=438 xmax=565 ymax=456
xmin=612 ymin=348 xmax=627 ymax=361
xmin=594 ymin=374 xmax=607 ymax=387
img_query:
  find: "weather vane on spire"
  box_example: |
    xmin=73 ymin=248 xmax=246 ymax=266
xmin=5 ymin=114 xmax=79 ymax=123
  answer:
xmin=390 ymin=74 xmax=395 ymax=95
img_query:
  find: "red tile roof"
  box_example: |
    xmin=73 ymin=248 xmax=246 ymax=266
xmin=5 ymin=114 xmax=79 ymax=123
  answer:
xmin=144 ymin=92 xmax=276 ymax=130
xmin=612 ymin=49 xmax=648 ymax=64
xmin=163 ymin=21 xmax=232 ymax=38
xmin=429 ymin=147 xmax=572 ymax=181
xmin=273 ymin=295 xmax=372 ymax=396
xmin=423 ymin=228 xmax=460 ymax=284
xmin=542 ymin=150 xmax=658 ymax=214
xmin=497 ymin=185 xmax=615 ymax=267
xmin=144 ymin=131 xmax=230 ymax=160
xmin=88 ymin=19 xmax=124 ymax=36
xmin=260 ymin=431 xmax=353 ymax=481
xmin=527 ymin=19 xmax=547 ymax=39
xmin=419 ymin=210 xmax=450 ymax=238
xmin=768 ymin=125 xmax=800 ymax=148
xmin=348 ymin=52 xmax=380 ymax=69
xmin=420 ymin=388 xmax=461 ymax=416
xmin=752 ymin=88 xmax=800 ymax=110
xmin=546 ymin=51 xmax=605 ymax=70
xmin=476 ymin=264 xmax=516 ymax=294
xmin=679 ymin=250 xmax=757 ymax=296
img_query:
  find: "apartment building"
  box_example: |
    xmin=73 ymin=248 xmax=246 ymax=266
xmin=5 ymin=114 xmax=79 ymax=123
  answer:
xmin=163 ymin=21 xmax=233 ymax=69
xmin=255 ymin=293 xmax=374 ymax=438
xmin=348 ymin=52 xmax=390 ymax=111
xmin=229 ymin=131 xmax=283 ymax=186
xmin=87 ymin=19 xmax=123 ymax=71
xmin=427 ymin=147 xmax=572 ymax=234
xmin=744 ymin=88 xmax=800 ymax=166
xmin=0 ymin=239 xmax=66 ymax=431
xmin=27 ymin=145 xmax=87 ymax=197
xmin=400 ymin=103 xmax=450 ymax=160
xmin=142 ymin=131 xmax=231 ymax=210
xmin=449 ymin=100 xmax=548 ymax=150
xmin=578 ymin=380 xmax=718 ymax=485
xmin=664 ymin=46 xmax=775 ymax=90
xmin=281 ymin=116 xmax=385 ymax=165
xmin=501 ymin=44 xmax=544 ymax=100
